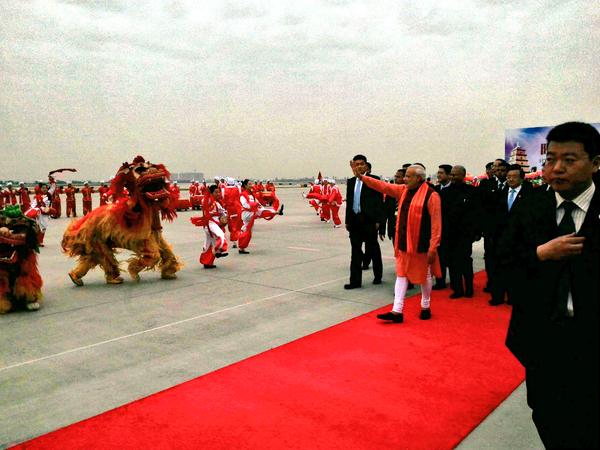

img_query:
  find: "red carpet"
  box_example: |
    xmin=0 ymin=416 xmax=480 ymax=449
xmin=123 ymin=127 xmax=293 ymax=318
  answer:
xmin=14 ymin=272 xmax=524 ymax=449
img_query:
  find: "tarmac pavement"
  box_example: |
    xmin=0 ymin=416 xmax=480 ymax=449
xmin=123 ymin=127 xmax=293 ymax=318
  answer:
xmin=0 ymin=187 xmax=542 ymax=449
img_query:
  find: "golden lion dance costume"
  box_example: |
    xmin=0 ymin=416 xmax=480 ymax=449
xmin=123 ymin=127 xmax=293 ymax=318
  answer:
xmin=0 ymin=205 xmax=43 ymax=313
xmin=62 ymin=156 xmax=183 ymax=286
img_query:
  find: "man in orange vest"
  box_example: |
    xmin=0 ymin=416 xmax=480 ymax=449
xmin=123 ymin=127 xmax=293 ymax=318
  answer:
xmin=354 ymin=163 xmax=442 ymax=324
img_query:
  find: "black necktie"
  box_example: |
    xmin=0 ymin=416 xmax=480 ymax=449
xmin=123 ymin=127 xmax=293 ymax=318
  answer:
xmin=555 ymin=201 xmax=577 ymax=318
xmin=558 ymin=201 xmax=576 ymax=235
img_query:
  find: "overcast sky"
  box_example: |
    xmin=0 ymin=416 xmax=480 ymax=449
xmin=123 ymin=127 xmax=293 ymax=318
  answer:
xmin=1 ymin=0 xmax=599 ymax=182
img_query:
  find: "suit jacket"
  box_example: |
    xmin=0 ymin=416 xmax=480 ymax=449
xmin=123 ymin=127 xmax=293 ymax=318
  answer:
xmin=478 ymin=177 xmax=505 ymax=235
xmin=443 ymin=182 xmax=482 ymax=242
xmin=345 ymin=175 xmax=385 ymax=226
xmin=493 ymin=182 xmax=533 ymax=238
xmin=381 ymin=193 xmax=398 ymax=239
xmin=499 ymin=186 xmax=600 ymax=367
xmin=434 ymin=183 xmax=452 ymax=242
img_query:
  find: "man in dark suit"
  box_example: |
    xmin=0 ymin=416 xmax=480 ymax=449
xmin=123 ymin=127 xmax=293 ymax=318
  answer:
xmin=345 ymin=154 xmax=384 ymax=289
xmin=380 ymin=168 xmax=415 ymax=290
xmin=488 ymin=164 xmax=533 ymax=305
xmin=498 ymin=122 xmax=599 ymax=448
xmin=445 ymin=165 xmax=482 ymax=298
xmin=361 ymin=162 xmax=385 ymax=270
xmin=433 ymin=164 xmax=452 ymax=289
xmin=478 ymin=160 xmax=508 ymax=292
xmin=381 ymin=168 xmax=405 ymax=242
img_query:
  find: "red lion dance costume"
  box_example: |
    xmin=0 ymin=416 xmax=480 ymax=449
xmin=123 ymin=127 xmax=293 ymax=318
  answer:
xmin=62 ymin=156 xmax=183 ymax=286
xmin=0 ymin=205 xmax=43 ymax=313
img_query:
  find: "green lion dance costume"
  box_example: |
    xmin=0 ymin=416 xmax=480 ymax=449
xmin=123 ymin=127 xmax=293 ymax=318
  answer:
xmin=0 ymin=205 xmax=43 ymax=313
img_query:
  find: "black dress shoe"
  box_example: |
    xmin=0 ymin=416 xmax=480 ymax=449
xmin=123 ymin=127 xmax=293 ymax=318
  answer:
xmin=377 ymin=312 xmax=403 ymax=323
xmin=449 ymin=292 xmax=464 ymax=299
xmin=344 ymin=283 xmax=361 ymax=290
xmin=419 ymin=309 xmax=431 ymax=320
xmin=203 ymin=264 xmax=216 ymax=269
xmin=372 ymin=278 xmax=382 ymax=285
xmin=488 ymin=299 xmax=504 ymax=306
xmin=215 ymin=252 xmax=228 ymax=258
xmin=238 ymin=249 xmax=250 ymax=254
xmin=464 ymin=291 xmax=474 ymax=298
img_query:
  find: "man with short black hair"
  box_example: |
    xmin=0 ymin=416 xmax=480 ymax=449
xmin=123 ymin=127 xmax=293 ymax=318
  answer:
xmin=344 ymin=155 xmax=384 ymax=289
xmin=499 ymin=121 xmax=599 ymax=448
xmin=362 ymin=161 xmax=385 ymax=270
xmin=382 ymin=169 xmax=405 ymax=242
xmin=433 ymin=164 xmax=453 ymax=290
xmin=479 ymin=159 xmax=508 ymax=292
xmin=494 ymin=160 xmax=509 ymax=190
xmin=445 ymin=165 xmax=481 ymax=298
xmin=489 ymin=164 xmax=532 ymax=306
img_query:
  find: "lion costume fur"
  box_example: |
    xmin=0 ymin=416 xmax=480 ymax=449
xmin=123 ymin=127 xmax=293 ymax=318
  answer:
xmin=62 ymin=156 xmax=183 ymax=285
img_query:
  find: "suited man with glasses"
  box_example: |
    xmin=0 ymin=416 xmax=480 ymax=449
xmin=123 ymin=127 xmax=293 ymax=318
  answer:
xmin=498 ymin=122 xmax=600 ymax=449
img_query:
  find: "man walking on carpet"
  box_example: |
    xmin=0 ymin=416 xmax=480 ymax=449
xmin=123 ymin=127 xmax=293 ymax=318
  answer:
xmin=351 ymin=162 xmax=442 ymax=323
xmin=498 ymin=121 xmax=599 ymax=449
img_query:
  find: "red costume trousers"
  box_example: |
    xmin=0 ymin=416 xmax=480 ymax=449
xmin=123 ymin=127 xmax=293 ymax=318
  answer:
xmin=330 ymin=204 xmax=341 ymax=225
xmin=83 ymin=200 xmax=92 ymax=215
xmin=66 ymin=200 xmax=76 ymax=217
xmin=320 ymin=201 xmax=331 ymax=221
xmin=200 ymin=221 xmax=228 ymax=266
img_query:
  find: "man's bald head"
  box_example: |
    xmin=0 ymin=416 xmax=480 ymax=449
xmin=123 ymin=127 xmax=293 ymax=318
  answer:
xmin=450 ymin=165 xmax=466 ymax=184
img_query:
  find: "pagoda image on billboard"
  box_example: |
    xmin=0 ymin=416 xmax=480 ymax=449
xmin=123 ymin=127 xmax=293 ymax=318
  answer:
xmin=508 ymin=143 xmax=530 ymax=173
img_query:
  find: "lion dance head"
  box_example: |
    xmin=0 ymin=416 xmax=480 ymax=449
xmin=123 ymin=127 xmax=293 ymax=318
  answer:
xmin=111 ymin=155 xmax=178 ymax=221
xmin=0 ymin=205 xmax=43 ymax=313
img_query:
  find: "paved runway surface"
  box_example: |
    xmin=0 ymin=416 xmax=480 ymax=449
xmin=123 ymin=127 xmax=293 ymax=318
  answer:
xmin=0 ymin=187 xmax=542 ymax=449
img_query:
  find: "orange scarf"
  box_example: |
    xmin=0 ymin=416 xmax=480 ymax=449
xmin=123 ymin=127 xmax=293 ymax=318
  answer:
xmin=395 ymin=182 xmax=430 ymax=255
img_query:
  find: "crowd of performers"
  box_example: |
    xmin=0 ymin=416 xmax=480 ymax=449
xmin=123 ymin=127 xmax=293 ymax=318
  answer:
xmin=302 ymin=178 xmax=343 ymax=227
xmin=0 ymin=159 xmax=284 ymax=314
xmin=190 ymin=178 xmax=284 ymax=268
xmin=0 ymin=176 xmax=283 ymax=216
xmin=0 ymin=180 xmax=110 ymax=219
